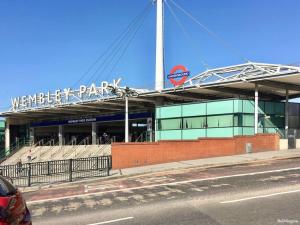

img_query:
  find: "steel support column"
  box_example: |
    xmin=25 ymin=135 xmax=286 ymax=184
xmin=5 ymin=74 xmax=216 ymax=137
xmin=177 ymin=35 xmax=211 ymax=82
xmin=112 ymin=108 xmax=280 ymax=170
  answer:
xmin=5 ymin=120 xmax=10 ymax=154
xmin=29 ymin=127 xmax=35 ymax=145
xmin=254 ymin=84 xmax=259 ymax=134
xmin=155 ymin=0 xmax=164 ymax=90
xmin=125 ymin=96 xmax=129 ymax=143
xmin=58 ymin=125 xmax=64 ymax=146
xmin=285 ymin=89 xmax=289 ymax=139
xmin=92 ymin=122 xmax=98 ymax=145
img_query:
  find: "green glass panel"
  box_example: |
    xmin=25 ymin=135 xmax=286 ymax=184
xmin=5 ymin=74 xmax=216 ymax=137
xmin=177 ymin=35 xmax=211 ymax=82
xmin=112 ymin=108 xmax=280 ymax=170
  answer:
xmin=243 ymin=127 xmax=255 ymax=135
xmin=160 ymin=130 xmax=182 ymax=140
xmin=243 ymin=115 xmax=254 ymax=127
xmin=258 ymin=128 xmax=264 ymax=133
xmin=274 ymin=102 xmax=285 ymax=115
xmin=155 ymin=131 xmax=161 ymax=141
xmin=234 ymin=100 xmax=243 ymax=113
xmin=242 ymin=100 xmax=254 ymax=113
xmin=160 ymin=105 xmax=182 ymax=118
xmin=206 ymin=128 xmax=234 ymax=137
xmin=207 ymin=115 xmax=233 ymax=128
xmin=265 ymin=102 xmax=274 ymax=114
xmin=183 ymin=117 xmax=206 ymax=129
xmin=182 ymin=129 xmax=206 ymax=139
xmin=234 ymin=114 xmax=242 ymax=126
xmin=264 ymin=115 xmax=284 ymax=128
xmin=158 ymin=118 xmax=182 ymax=130
xmin=207 ymin=100 xmax=234 ymax=115
xmin=259 ymin=101 xmax=265 ymax=114
xmin=182 ymin=103 xmax=206 ymax=117
xmin=155 ymin=108 xmax=161 ymax=119
xmin=234 ymin=127 xmax=243 ymax=136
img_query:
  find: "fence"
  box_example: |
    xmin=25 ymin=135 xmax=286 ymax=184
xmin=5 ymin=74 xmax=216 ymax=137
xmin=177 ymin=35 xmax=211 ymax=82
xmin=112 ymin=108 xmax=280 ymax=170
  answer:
xmin=0 ymin=156 xmax=112 ymax=187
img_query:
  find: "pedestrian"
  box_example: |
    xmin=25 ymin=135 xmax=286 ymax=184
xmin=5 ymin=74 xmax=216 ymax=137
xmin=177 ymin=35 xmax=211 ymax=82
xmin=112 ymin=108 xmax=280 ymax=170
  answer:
xmin=17 ymin=158 xmax=22 ymax=175
xmin=27 ymin=150 xmax=32 ymax=162
xmin=103 ymin=132 xmax=108 ymax=143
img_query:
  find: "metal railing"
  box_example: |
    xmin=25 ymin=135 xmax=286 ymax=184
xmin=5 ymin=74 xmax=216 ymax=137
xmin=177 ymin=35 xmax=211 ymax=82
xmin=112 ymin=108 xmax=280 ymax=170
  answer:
xmin=0 ymin=156 xmax=112 ymax=187
xmin=0 ymin=137 xmax=31 ymax=161
xmin=63 ymin=137 xmax=90 ymax=159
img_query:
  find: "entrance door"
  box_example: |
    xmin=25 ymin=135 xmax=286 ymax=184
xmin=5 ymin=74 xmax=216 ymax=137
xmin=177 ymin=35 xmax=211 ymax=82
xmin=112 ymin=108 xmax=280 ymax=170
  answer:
xmin=288 ymin=129 xmax=296 ymax=149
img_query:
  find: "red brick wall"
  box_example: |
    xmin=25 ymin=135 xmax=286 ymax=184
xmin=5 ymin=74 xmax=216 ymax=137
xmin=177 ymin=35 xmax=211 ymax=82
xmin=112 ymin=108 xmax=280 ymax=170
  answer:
xmin=112 ymin=134 xmax=280 ymax=169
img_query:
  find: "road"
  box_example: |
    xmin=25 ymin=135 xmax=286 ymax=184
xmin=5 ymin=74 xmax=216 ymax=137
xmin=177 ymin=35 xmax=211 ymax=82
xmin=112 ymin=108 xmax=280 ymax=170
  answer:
xmin=27 ymin=157 xmax=300 ymax=225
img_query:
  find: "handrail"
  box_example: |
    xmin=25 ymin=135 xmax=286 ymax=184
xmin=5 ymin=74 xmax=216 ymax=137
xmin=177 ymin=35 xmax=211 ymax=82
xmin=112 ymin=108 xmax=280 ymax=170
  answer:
xmin=63 ymin=137 xmax=90 ymax=159
xmin=44 ymin=139 xmax=55 ymax=146
xmin=39 ymin=141 xmax=59 ymax=161
xmin=0 ymin=137 xmax=31 ymax=161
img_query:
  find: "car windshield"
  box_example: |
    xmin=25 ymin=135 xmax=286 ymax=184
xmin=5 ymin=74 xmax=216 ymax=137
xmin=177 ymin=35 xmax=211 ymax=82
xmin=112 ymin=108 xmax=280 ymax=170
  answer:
xmin=0 ymin=177 xmax=16 ymax=197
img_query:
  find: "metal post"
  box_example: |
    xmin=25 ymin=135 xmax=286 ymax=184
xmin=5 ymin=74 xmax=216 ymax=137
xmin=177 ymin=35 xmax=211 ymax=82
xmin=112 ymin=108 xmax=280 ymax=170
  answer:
xmin=107 ymin=157 xmax=110 ymax=176
xmin=27 ymin=164 xmax=31 ymax=187
xmin=285 ymin=89 xmax=289 ymax=139
xmin=47 ymin=161 xmax=50 ymax=176
xmin=69 ymin=159 xmax=73 ymax=182
xmin=155 ymin=0 xmax=164 ymax=91
xmin=125 ymin=96 xmax=129 ymax=143
xmin=254 ymin=84 xmax=259 ymax=134
xmin=5 ymin=120 xmax=10 ymax=156
xmin=29 ymin=127 xmax=35 ymax=146
xmin=92 ymin=122 xmax=97 ymax=145
xmin=58 ymin=125 xmax=64 ymax=146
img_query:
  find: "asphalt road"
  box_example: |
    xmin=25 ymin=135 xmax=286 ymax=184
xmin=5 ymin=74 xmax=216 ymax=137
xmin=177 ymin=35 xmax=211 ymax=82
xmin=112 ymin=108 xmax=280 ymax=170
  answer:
xmin=29 ymin=158 xmax=300 ymax=225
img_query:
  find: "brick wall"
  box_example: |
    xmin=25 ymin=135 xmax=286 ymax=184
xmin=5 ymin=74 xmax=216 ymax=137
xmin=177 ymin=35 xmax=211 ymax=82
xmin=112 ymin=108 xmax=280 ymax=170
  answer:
xmin=112 ymin=134 xmax=280 ymax=169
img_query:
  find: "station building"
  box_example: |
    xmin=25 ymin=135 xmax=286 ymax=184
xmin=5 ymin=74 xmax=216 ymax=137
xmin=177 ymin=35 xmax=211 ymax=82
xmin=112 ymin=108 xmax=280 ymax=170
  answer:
xmin=1 ymin=62 xmax=300 ymax=157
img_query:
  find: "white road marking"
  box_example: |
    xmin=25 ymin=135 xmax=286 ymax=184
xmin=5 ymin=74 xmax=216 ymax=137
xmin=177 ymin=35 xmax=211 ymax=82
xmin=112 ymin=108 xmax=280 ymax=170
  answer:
xmin=86 ymin=217 xmax=134 ymax=225
xmin=27 ymin=166 xmax=300 ymax=205
xmin=220 ymin=189 xmax=300 ymax=204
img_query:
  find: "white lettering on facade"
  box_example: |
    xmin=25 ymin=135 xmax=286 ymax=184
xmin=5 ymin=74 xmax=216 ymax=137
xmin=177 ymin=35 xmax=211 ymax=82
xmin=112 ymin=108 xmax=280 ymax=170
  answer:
xmin=79 ymin=85 xmax=87 ymax=98
xmin=11 ymin=78 xmax=122 ymax=111
xmin=89 ymin=83 xmax=97 ymax=97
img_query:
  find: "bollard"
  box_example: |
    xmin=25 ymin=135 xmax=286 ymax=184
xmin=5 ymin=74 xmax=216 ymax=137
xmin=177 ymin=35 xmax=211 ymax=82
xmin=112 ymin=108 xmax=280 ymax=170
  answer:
xmin=245 ymin=143 xmax=252 ymax=154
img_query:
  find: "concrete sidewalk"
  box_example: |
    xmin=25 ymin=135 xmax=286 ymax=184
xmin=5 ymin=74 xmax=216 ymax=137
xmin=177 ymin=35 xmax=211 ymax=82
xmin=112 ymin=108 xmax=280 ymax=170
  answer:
xmin=113 ymin=149 xmax=300 ymax=177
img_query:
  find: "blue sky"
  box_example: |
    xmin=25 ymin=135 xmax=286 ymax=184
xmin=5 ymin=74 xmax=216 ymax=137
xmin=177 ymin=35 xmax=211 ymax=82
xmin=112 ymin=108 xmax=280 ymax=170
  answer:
xmin=1 ymin=0 xmax=300 ymax=110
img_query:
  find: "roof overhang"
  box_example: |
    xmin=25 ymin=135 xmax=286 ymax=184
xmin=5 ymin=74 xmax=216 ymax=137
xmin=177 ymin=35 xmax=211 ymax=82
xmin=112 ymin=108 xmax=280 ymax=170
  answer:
xmin=2 ymin=62 xmax=300 ymax=122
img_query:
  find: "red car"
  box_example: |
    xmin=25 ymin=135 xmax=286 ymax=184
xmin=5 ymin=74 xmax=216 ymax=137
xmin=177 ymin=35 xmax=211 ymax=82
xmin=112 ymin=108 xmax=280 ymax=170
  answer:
xmin=0 ymin=176 xmax=31 ymax=225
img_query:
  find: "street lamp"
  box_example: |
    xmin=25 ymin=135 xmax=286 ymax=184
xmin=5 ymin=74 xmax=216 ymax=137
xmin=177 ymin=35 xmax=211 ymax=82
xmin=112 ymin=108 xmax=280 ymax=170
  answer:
xmin=107 ymin=86 xmax=139 ymax=143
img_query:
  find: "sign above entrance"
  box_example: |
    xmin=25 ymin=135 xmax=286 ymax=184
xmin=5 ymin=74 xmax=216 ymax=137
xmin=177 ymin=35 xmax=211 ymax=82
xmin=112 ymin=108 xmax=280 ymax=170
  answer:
xmin=167 ymin=65 xmax=190 ymax=86
xmin=11 ymin=79 xmax=122 ymax=111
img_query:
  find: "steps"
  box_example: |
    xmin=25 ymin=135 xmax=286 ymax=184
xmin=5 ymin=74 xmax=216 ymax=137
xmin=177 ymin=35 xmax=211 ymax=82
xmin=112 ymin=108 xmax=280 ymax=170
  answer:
xmin=1 ymin=145 xmax=111 ymax=165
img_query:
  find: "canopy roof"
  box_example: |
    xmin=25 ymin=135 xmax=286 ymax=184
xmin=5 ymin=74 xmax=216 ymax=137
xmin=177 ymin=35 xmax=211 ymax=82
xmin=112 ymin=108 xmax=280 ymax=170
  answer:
xmin=2 ymin=62 xmax=300 ymax=122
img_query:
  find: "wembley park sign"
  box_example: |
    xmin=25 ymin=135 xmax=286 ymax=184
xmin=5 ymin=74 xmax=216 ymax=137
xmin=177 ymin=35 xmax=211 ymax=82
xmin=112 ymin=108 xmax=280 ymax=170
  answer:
xmin=11 ymin=79 xmax=121 ymax=111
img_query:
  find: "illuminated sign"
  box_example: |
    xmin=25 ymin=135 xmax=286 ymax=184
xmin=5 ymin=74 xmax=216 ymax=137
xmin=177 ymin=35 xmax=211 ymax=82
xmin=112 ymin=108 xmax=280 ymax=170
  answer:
xmin=11 ymin=78 xmax=121 ymax=111
xmin=167 ymin=65 xmax=190 ymax=86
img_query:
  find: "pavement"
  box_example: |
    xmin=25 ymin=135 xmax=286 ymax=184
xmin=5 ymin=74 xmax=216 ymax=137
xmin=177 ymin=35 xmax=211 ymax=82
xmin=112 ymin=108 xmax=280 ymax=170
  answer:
xmin=114 ymin=149 xmax=300 ymax=177
xmin=18 ymin=148 xmax=300 ymax=194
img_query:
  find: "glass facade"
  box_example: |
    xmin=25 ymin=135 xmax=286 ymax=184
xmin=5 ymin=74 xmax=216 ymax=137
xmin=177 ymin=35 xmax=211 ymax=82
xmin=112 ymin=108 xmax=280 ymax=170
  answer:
xmin=155 ymin=99 xmax=286 ymax=141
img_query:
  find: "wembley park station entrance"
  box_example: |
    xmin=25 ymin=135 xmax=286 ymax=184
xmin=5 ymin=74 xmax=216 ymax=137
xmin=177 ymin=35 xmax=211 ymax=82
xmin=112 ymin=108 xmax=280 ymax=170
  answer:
xmin=29 ymin=112 xmax=153 ymax=146
xmin=3 ymin=62 xmax=300 ymax=154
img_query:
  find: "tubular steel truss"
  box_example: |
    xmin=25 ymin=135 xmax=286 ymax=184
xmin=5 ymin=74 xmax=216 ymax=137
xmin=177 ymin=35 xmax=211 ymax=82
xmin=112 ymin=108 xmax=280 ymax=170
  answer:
xmin=185 ymin=62 xmax=300 ymax=87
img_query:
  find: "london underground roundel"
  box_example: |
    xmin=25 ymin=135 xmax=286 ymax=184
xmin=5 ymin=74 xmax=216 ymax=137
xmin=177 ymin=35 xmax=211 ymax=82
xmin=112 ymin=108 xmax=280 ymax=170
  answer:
xmin=167 ymin=65 xmax=190 ymax=86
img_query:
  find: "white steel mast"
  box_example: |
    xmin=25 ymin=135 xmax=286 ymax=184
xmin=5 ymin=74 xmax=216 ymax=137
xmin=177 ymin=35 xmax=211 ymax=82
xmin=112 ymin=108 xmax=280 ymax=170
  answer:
xmin=155 ymin=0 xmax=164 ymax=91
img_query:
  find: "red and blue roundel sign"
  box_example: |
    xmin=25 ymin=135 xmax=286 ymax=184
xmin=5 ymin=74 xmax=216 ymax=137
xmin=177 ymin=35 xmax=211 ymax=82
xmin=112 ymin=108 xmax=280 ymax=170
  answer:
xmin=167 ymin=65 xmax=190 ymax=86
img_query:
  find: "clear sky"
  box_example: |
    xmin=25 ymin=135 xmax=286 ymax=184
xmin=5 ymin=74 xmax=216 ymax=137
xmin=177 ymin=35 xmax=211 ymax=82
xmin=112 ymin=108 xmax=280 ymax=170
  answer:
xmin=1 ymin=0 xmax=300 ymax=110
